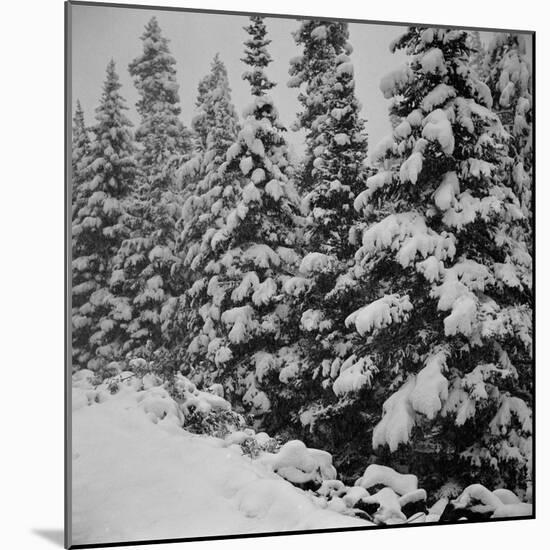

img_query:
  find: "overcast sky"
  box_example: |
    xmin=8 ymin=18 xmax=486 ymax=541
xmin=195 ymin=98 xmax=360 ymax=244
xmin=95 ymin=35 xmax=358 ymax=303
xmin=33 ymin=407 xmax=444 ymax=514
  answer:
xmin=70 ymin=4 xmax=410 ymax=157
xmin=70 ymin=4 xmax=526 ymax=159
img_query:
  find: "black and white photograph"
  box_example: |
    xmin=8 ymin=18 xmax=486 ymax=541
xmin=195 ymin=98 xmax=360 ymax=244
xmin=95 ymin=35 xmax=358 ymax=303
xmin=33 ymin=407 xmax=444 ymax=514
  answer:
xmin=66 ymin=1 xmax=534 ymax=546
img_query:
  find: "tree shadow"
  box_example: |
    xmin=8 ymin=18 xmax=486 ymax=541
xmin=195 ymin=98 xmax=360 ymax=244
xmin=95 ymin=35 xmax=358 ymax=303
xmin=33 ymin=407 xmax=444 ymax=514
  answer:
xmin=32 ymin=529 xmax=65 ymax=547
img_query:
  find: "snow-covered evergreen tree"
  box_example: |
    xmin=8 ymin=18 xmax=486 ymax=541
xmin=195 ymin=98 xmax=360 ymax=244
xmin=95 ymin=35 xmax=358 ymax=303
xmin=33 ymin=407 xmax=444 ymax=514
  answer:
xmin=174 ymin=16 xmax=301 ymax=416
xmin=173 ymin=54 xmax=239 ymax=222
xmin=241 ymin=16 xmax=275 ymax=96
xmin=181 ymin=54 xmax=241 ymax=183
xmin=288 ymin=21 xmax=353 ymax=203
xmin=260 ymin=23 xmax=370 ymax=469
xmin=191 ymin=70 xmax=216 ymax=156
xmin=71 ymin=100 xmax=90 ymax=186
xmin=299 ymin=34 xmax=368 ymax=254
xmin=486 ymin=33 xmax=533 ymax=221
xmin=346 ymin=28 xmax=532 ymax=494
xmin=71 ymin=100 xmax=91 ymax=220
xmin=202 ymin=55 xmax=241 ymax=174
xmin=172 ymin=55 xmax=241 ymax=295
xmin=72 ymin=60 xmax=137 ymax=371
xmin=288 ymin=21 xmax=350 ymax=159
xmin=129 ymin=16 xmax=191 ymax=187
xmin=109 ymin=186 xmax=183 ymax=361
xmin=107 ymin=18 xmax=191 ymax=360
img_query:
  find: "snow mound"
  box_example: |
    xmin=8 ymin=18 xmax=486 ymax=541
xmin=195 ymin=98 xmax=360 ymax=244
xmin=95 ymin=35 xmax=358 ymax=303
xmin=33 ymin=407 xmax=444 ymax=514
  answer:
xmin=136 ymin=386 xmax=183 ymax=426
xmin=173 ymin=373 xmax=232 ymax=416
xmin=72 ymin=371 xmax=530 ymax=543
xmin=356 ymin=464 xmax=418 ymax=495
xmin=360 ymin=487 xmax=407 ymax=523
xmin=440 ymin=484 xmax=532 ymax=521
xmin=71 ymin=377 xmax=369 ymax=545
xmin=259 ymin=440 xmax=337 ymax=487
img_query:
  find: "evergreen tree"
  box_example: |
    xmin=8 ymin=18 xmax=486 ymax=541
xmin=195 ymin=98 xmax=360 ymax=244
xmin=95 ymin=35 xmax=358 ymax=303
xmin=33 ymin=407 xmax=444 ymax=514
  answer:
xmin=191 ymin=70 xmax=216 ymax=155
xmin=172 ymin=55 xmax=241 ymax=297
xmin=181 ymin=54 xmax=241 ymax=183
xmin=107 ymin=18 xmax=192 ymax=359
xmin=345 ymin=28 xmax=532 ymax=495
xmin=288 ymin=21 xmax=350 ymax=153
xmin=202 ymin=55 xmax=241 ymax=176
xmin=301 ymin=42 xmax=368 ymax=255
xmin=288 ymin=21 xmax=351 ymax=198
xmin=71 ymin=100 xmax=91 ymax=220
xmin=486 ymin=33 xmax=533 ymax=221
xmin=260 ymin=23 xmax=370 ymax=474
xmin=241 ymin=16 xmax=275 ymax=96
xmin=71 ymin=100 xmax=90 ymax=186
xmin=174 ymin=16 xmax=301 ymax=416
xmin=128 ymin=16 xmax=191 ymax=188
xmin=72 ymin=60 xmax=137 ymax=371
xmin=108 ymin=183 xmax=182 ymax=364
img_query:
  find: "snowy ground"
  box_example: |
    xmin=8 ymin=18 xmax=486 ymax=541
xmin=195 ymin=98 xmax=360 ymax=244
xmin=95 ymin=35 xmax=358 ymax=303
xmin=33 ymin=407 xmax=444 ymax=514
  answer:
xmin=71 ymin=379 xmax=368 ymax=546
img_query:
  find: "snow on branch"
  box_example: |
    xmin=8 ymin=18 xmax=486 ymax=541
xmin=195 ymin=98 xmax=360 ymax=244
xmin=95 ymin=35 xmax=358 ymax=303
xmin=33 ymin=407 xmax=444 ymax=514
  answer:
xmin=345 ymin=294 xmax=413 ymax=336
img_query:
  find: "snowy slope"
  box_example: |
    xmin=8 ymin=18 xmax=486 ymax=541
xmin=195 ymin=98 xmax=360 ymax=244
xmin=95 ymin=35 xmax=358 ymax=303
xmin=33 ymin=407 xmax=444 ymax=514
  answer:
xmin=71 ymin=382 xmax=369 ymax=546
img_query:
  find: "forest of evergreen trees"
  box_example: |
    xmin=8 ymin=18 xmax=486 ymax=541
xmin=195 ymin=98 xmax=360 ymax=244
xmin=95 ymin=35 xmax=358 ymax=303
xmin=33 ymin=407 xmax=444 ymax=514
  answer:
xmin=71 ymin=16 xmax=533 ymax=501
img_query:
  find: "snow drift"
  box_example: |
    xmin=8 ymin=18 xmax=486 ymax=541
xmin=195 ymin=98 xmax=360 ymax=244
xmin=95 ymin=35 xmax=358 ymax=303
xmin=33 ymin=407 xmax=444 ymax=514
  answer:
xmin=71 ymin=373 xmax=368 ymax=545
